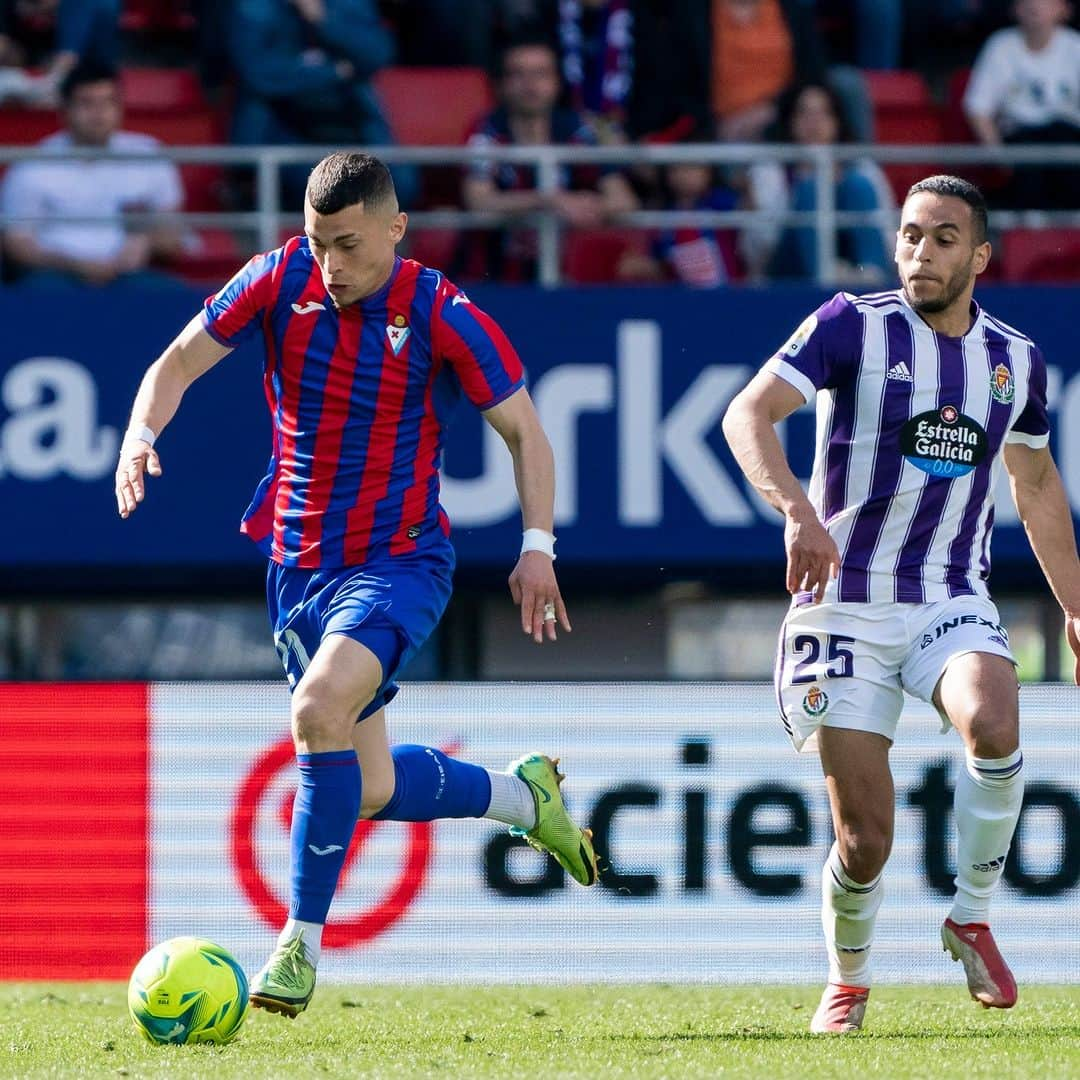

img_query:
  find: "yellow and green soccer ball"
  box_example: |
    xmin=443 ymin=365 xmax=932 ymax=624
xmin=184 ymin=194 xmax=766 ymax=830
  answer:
xmin=128 ymin=937 xmax=249 ymax=1045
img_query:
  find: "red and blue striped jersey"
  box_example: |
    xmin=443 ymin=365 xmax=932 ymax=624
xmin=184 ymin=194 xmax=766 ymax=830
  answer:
xmin=201 ymin=238 xmax=525 ymax=568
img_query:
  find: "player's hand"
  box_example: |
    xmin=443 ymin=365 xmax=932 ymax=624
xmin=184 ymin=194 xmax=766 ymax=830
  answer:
xmin=509 ymin=552 xmax=571 ymax=644
xmin=784 ymin=507 xmax=840 ymax=604
xmin=115 ymin=437 xmax=162 ymax=518
xmin=1065 ymin=612 xmax=1080 ymax=685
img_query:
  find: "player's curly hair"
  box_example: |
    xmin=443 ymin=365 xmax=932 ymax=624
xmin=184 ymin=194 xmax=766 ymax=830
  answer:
xmin=306 ymin=152 xmax=398 ymax=216
xmin=906 ymin=175 xmax=988 ymax=245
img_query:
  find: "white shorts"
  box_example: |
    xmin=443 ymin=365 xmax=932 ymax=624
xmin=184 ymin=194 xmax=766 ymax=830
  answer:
xmin=774 ymin=595 xmax=1015 ymax=752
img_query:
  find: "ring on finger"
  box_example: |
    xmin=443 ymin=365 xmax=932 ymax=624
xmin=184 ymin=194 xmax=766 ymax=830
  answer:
xmin=542 ymin=601 xmax=556 ymax=622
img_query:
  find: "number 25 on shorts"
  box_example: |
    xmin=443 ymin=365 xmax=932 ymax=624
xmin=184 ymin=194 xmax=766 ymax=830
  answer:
xmin=790 ymin=634 xmax=855 ymax=684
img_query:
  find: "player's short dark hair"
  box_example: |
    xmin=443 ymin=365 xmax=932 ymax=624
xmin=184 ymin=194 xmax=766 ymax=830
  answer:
xmin=906 ymin=175 xmax=988 ymax=244
xmin=60 ymin=60 xmax=119 ymax=104
xmin=305 ymin=152 xmax=398 ymax=216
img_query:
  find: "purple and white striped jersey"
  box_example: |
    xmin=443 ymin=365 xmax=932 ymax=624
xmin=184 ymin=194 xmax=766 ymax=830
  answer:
xmin=764 ymin=289 xmax=1049 ymax=604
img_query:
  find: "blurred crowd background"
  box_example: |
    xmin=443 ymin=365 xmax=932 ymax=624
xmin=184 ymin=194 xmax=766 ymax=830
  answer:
xmin=2 ymin=0 xmax=1079 ymax=686
xmin=0 ymin=0 xmax=1077 ymax=289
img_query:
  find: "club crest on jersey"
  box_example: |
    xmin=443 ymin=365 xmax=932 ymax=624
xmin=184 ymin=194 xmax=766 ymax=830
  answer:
xmin=386 ymin=315 xmax=411 ymax=355
xmin=802 ymin=685 xmax=829 ymax=717
xmin=990 ymin=363 xmax=1015 ymax=404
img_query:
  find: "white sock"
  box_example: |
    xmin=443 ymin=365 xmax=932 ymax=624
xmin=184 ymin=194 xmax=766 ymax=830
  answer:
xmin=821 ymin=842 xmax=883 ymax=987
xmin=483 ymin=770 xmax=536 ymax=830
xmin=950 ymin=749 xmax=1024 ymax=925
xmin=278 ymin=919 xmax=322 ymax=966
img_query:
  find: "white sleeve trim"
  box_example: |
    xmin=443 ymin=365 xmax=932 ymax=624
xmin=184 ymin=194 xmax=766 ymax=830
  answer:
xmin=1005 ymin=430 xmax=1050 ymax=449
xmin=763 ymin=357 xmax=816 ymax=404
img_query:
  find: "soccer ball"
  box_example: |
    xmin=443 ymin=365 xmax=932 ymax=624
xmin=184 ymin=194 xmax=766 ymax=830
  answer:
xmin=128 ymin=937 xmax=249 ymax=1045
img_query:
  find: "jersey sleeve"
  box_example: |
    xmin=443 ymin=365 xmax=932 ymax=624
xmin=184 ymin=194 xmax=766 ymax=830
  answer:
xmin=201 ymin=246 xmax=284 ymax=348
xmin=432 ymin=278 xmax=525 ymax=410
xmin=762 ymin=292 xmax=860 ymax=403
xmin=1006 ymin=343 xmax=1050 ymax=449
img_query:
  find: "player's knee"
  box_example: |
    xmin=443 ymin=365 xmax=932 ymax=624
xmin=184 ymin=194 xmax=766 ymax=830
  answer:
xmin=291 ymin=684 xmax=354 ymax=750
xmin=837 ymin=827 xmax=890 ymax=884
xmin=968 ymin=714 xmax=1020 ymax=760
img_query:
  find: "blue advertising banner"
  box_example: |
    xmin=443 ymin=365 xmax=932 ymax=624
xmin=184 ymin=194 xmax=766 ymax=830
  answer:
xmin=3 ymin=283 xmax=1079 ymax=582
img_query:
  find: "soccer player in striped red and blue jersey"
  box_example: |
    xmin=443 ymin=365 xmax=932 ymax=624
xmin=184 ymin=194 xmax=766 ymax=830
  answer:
xmin=724 ymin=176 xmax=1080 ymax=1033
xmin=114 ymin=152 xmax=598 ymax=1016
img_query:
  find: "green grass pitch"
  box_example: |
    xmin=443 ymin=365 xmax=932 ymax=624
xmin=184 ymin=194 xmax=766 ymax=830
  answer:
xmin=4 ymin=984 xmax=1080 ymax=1079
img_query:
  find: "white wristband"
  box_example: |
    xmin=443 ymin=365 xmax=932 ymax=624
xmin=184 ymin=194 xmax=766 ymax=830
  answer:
xmin=124 ymin=424 xmax=157 ymax=448
xmin=521 ymin=528 xmax=556 ymax=560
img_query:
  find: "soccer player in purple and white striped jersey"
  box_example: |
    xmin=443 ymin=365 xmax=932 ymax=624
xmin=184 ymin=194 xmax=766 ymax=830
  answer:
xmin=724 ymin=175 xmax=1080 ymax=1033
xmin=114 ymin=152 xmax=598 ymax=1017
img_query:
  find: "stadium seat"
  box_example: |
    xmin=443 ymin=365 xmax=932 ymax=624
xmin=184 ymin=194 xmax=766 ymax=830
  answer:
xmin=0 ymin=108 xmax=62 ymax=146
xmin=120 ymin=0 xmax=195 ymax=33
xmin=166 ymin=228 xmax=242 ymax=285
xmin=373 ymin=67 xmax=492 ymax=146
xmin=120 ymin=67 xmax=205 ymax=113
xmin=404 ymin=229 xmax=460 ymax=274
xmin=1000 ymin=228 xmax=1080 ymax=283
xmin=562 ymin=229 xmax=648 ymax=284
xmin=864 ymin=70 xmax=945 ymax=201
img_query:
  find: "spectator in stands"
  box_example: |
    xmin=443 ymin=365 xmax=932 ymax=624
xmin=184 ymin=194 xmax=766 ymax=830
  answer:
xmin=964 ymin=0 xmax=1080 ymax=208
xmin=709 ymin=0 xmax=827 ymax=142
xmin=618 ymin=128 xmax=742 ymax=286
xmin=0 ymin=62 xmax=184 ymax=287
xmin=742 ymin=81 xmax=893 ymax=282
xmin=496 ymin=0 xmax=709 ymax=142
xmin=228 ymin=0 xmax=416 ymax=208
xmin=0 ymin=0 xmax=119 ymax=106
xmin=461 ymin=36 xmax=637 ymax=281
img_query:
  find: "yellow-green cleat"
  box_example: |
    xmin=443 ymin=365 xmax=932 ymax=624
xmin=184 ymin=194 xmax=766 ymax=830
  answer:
xmin=250 ymin=934 xmax=317 ymax=1018
xmin=509 ymin=753 xmax=598 ymax=886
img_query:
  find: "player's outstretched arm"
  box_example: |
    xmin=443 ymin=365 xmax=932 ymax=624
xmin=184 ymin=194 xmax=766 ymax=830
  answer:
xmin=482 ymin=386 xmax=570 ymax=644
xmin=722 ymin=370 xmax=840 ymax=603
xmin=1004 ymin=442 xmax=1080 ymax=683
xmin=115 ymin=315 xmax=232 ymax=518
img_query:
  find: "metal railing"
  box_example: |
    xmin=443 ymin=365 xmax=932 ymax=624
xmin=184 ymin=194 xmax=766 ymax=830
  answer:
xmin=1 ymin=141 xmax=1080 ymax=286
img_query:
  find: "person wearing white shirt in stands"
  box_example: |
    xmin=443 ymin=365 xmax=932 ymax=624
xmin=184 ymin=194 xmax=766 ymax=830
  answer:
xmin=0 ymin=60 xmax=184 ymax=286
xmin=963 ymin=0 xmax=1080 ymax=208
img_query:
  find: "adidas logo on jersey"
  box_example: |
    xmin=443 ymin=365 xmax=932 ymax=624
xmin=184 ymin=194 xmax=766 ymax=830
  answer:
xmin=886 ymin=360 xmax=913 ymax=382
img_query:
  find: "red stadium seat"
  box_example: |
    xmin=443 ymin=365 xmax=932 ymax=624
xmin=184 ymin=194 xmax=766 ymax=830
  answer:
xmin=1000 ymin=228 xmax=1080 ymax=283
xmin=404 ymin=229 xmax=460 ymax=273
xmin=166 ymin=228 xmax=242 ymax=285
xmin=120 ymin=0 xmax=195 ymax=33
xmin=374 ymin=67 xmax=492 ymax=146
xmin=0 ymin=108 xmax=62 ymax=146
xmin=864 ymin=70 xmax=945 ymax=201
xmin=562 ymin=229 xmax=647 ymax=284
xmin=120 ymin=67 xmax=205 ymax=113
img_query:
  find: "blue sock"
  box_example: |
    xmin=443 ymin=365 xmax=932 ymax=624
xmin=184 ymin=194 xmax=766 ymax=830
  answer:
xmin=371 ymin=744 xmax=492 ymax=821
xmin=289 ymin=750 xmax=361 ymax=924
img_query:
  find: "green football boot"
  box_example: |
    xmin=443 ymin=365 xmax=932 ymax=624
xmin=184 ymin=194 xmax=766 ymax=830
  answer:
xmin=509 ymin=753 xmax=598 ymax=886
xmin=249 ymin=934 xmax=317 ymax=1018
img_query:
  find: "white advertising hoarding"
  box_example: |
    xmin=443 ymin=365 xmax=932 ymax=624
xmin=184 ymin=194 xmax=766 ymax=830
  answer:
xmin=150 ymin=683 xmax=1080 ymax=984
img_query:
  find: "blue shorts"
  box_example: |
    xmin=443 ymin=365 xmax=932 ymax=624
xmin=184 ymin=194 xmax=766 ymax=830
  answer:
xmin=266 ymin=543 xmax=454 ymax=721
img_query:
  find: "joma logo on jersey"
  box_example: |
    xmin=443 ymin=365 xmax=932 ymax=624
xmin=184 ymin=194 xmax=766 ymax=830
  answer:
xmin=991 ymin=363 xmax=1015 ymax=404
xmin=920 ymin=615 xmax=1008 ymax=649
